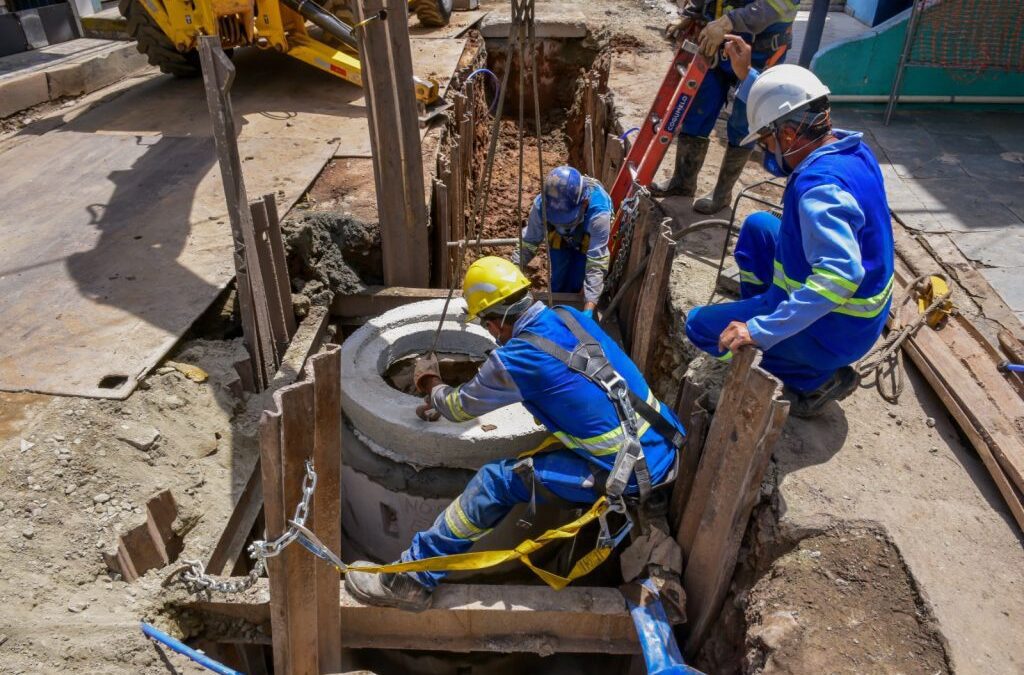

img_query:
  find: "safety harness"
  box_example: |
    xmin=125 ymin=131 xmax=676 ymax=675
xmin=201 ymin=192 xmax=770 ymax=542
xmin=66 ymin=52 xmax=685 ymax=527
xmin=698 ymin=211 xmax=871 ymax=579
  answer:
xmin=517 ymin=307 xmax=685 ymax=504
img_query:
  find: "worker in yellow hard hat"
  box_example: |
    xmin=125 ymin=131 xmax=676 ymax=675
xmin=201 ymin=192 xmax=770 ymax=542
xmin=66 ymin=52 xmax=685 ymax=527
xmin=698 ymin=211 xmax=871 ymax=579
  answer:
xmin=345 ymin=256 xmax=686 ymax=610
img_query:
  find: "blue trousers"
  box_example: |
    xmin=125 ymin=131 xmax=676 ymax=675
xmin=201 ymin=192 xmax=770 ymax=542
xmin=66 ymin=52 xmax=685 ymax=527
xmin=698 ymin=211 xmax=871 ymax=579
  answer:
xmin=681 ymin=47 xmax=783 ymax=147
xmin=400 ymin=450 xmax=603 ymax=589
xmin=550 ymin=245 xmax=586 ymax=294
xmin=685 ymin=212 xmax=848 ymax=392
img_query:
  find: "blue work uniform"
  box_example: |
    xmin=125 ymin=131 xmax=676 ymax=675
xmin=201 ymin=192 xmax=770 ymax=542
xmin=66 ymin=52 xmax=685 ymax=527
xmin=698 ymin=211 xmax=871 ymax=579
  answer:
xmin=680 ymin=0 xmax=799 ymax=146
xmin=402 ymin=302 xmax=684 ymax=588
xmin=513 ymin=178 xmax=613 ymax=304
xmin=685 ymin=129 xmax=895 ymax=392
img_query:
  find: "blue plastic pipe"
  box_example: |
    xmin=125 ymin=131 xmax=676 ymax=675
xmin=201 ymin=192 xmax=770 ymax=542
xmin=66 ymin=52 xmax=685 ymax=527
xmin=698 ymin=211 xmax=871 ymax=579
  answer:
xmin=140 ymin=622 xmax=242 ymax=675
xmin=620 ymin=127 xmax=640 ymax=142
xmin=465 ymin=68 xmax=501 ymax=112
xmin=625 ymin=579 xmax=704 ymax=675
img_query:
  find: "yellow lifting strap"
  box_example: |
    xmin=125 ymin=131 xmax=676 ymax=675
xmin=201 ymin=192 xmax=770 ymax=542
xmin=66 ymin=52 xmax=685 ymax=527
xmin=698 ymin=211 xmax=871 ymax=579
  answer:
xmin=516 ymin=434 xmax=563 ymax=458
xmin=338 ymin=497 xmax=613 ymax=591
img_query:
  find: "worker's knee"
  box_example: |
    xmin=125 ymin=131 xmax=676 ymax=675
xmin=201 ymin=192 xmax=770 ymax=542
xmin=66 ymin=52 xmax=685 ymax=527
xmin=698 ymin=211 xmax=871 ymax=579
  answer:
xmin=738 ymin=211 xmax=781 ymax=245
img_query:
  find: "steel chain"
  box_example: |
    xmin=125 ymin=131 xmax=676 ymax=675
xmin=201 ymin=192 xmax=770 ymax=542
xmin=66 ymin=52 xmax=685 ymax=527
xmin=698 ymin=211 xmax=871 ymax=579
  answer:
xmin=176 ymin=460 xmax=318 ymax=595
xmin=604 ymin=190 xmax=642 ymax=294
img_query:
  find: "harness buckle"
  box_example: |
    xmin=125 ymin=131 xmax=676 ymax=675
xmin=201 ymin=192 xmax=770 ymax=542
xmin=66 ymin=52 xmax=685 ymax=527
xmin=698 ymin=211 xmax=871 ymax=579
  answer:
xmin=597 ymin=497 xmax=633 ymax=549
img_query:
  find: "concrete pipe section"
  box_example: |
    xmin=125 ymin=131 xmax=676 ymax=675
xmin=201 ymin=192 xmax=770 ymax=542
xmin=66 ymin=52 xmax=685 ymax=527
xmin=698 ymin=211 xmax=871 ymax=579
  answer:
xmin=340 ymin=299 xmax=549 ymax=563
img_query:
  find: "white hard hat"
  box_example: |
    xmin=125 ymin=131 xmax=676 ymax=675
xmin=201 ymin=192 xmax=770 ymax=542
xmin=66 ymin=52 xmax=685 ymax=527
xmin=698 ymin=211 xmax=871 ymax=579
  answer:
xmin=740 ymin=65 xmax=831 ymax=146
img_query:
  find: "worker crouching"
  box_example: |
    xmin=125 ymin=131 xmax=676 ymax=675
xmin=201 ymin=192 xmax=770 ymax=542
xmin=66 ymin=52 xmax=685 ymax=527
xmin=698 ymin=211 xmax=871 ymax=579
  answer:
xmin=513 ymin=165 xmax=613 ymax=317
xmin=685 ymin=38 xmax=895 ymax=418
xmin=345 ymin=257 xmax=685 ymax=610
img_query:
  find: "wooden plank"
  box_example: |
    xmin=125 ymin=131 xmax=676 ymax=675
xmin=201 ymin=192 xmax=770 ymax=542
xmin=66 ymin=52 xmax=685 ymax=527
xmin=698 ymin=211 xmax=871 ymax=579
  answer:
xmin=355 ymin=0 xmax=429 ymax=287
xmin=584 ymin=116 xmax=595 ymax=176
xmin=332 ymin=286 xmax=584 ymax=320
xmin=307 ymin=346 xmax=342 ymax=672
xmin=668 ymin=386 xmax=707 ymax=534
xmin=617 ymin=197 xmax=655 ymax=336
xmin=257 ymin=409 xmax=288 ymax=674
xmin=601 ymin=134 xmax=624 ymax=190
xmin=434 ymin=179 xmax=450 ymax=289
xmin=191 ymin=581 xmax=639 ymax=655
xmin=267 ymin=306 xmax=329 ymax=392
xmin=998 ymin=329 xmax=1024 ymax=398
xmin=681 ymin=348 xmax=788 ymax=654
xmin=250 ymin=199 xmax=289 ymax=360
xmin=206 ymin=465 xmax=263 ymax=576
xmin=630 ymin=219 xmax=675 ymax=376
xmin=276 ymin=382 xmax=319 ymax=675
xmin=262 ymin=192 xmax=297 ymax=337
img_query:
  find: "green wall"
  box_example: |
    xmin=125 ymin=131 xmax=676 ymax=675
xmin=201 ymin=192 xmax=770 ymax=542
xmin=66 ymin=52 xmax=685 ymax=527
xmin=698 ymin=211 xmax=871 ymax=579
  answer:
xmin=810 ymin=9 xmax=1024 ymax=98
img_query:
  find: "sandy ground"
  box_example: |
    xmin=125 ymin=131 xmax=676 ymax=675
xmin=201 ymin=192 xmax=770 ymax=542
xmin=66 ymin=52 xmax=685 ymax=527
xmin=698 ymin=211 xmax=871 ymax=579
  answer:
xmin=1 ymin=0 xmax=1023 ymax=672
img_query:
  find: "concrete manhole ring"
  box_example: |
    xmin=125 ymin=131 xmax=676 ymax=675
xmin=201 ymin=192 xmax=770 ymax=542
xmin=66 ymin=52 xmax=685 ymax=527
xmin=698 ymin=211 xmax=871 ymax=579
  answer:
xmin=340 ymin=298 xmax=548 ymax=470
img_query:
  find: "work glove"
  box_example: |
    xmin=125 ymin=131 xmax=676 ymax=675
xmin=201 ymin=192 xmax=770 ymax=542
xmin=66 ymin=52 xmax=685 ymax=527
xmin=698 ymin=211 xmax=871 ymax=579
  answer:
xmin=666 ymin=16 xmax=695 ymax=42
xmin=413 ymin=353 xmax=441 ymax=394
xmin=416 ymin=399 xmax=442 ymax=422
xmin=698 ymin=15 xmax=733 ymax=58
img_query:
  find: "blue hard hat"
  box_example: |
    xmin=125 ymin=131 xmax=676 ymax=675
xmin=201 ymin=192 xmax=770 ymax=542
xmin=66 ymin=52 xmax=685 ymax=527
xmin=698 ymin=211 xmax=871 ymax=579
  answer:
xmin=543 ymin=166 xmax=586 ymax=226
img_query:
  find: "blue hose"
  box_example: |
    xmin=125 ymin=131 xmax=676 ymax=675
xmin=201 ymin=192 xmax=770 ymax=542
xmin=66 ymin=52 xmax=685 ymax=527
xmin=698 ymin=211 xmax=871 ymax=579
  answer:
xmin=465 ymin=68 xmax=501 ymax=112
xmin=620 ymin=127 xmax=640 ymax=142
xmin=140 ymin=622 xmax=242 ymax=675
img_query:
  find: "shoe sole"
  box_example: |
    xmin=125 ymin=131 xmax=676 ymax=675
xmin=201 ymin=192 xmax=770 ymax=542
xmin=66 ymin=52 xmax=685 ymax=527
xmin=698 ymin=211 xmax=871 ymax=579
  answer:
xmin=345 ymin=574 xmax=433 ymax=612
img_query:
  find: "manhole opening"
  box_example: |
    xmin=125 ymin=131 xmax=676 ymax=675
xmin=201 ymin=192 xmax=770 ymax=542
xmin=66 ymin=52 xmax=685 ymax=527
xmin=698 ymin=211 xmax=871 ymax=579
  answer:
xmin=384 ymin=350 xmax=486 ymax=395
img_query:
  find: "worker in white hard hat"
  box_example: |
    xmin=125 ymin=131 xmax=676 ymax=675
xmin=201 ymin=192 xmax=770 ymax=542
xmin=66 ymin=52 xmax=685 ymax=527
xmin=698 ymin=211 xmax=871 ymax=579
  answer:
xmin=685 ymin=36 xmax=895 ymax=417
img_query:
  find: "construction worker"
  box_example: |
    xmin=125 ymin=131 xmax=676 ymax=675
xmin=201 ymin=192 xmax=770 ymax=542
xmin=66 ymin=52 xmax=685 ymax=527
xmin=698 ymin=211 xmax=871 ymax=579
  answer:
xmin=685 ymin=37 xmax=895 ymax=417
xmin=345 ymin=256 xmax=685 ymax=610
xmin=513 ymin=165 xmax=612 ymax=317
xmin=653 ymin=0 xmax=799 ymax=214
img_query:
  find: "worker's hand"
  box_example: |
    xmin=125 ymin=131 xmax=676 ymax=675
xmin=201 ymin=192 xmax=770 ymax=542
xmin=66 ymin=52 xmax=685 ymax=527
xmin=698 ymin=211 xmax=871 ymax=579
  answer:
xmin=666 ymin=16 xmax=695 ymax=42
xmin=722 ymin=34 xmax=753 ymax=80
xmin=698 ymin=15 xmax=733 ymax=57
xmin=416 ymin=398 xmax=441 ymax=422
xmin=413 ymin=354 xmax=442 ymax=394
xmin=718 ymin=320 xmax=756 ymax=353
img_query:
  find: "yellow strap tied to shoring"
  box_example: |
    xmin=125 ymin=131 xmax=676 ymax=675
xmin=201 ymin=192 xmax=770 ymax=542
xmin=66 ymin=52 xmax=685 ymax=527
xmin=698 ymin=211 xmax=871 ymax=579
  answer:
xmin=340 ymin=497 xmax=612 ymax=591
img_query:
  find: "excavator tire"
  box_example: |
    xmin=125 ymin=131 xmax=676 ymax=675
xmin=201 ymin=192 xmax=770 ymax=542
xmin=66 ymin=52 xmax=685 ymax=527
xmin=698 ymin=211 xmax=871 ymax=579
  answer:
xmin=119 ymin=0 xmax=201 ymax=77
xmin=412 ymin=0 xmax=452 ymax=28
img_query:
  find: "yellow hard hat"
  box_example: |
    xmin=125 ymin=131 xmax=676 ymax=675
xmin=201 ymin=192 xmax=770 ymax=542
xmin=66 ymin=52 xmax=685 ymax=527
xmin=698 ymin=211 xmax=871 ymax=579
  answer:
xmin=462 ymin=256 xmax=531 ymax=321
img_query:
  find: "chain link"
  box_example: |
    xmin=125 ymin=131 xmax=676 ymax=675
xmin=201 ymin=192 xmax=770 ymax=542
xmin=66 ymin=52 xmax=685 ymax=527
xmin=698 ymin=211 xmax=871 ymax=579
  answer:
xmin=175 ymin=460 xmax=318 ymax=595
xmin=604 ymin=189 xmax=644 ymax=294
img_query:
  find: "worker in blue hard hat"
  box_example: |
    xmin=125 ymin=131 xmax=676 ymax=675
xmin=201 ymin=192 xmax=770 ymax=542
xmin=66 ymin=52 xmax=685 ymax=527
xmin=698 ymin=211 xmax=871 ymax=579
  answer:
xmin=654 ymin=0 xmax=799 ymax=215
xmin=512 ymin=165 xmax=613 ymax=317
xmin=685 ymin=37 xmax=895 ymax=417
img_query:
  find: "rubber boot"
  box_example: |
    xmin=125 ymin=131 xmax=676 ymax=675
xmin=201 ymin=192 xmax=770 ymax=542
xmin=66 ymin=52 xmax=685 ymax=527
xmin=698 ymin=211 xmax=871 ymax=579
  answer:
xmin=650 ymin=135 xmax=710 ymax=198
xmin=345 ymin=561 xmax=433 ymax=611
xmin=783 ymin=366 xmax=861 ymax=419
xmin=693 ymin=146 xmax=752 ymax=214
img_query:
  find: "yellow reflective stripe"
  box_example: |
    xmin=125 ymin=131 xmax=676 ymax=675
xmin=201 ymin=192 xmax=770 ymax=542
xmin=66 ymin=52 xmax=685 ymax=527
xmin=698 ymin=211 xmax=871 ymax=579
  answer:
xmin=443 ymin=499 xmax=491 ymax=541
xmin=717 ymin=350 xmax=733 ymax=362
xmin=585 ymin=254 xmax=610 ymax=269
xmin=738 ymin=269 xmax=763 ymax=285
xmin=555 ymin=392 xmax=659 ymax=457
xmin=444 ymin=388 xmax=474 ymax=422
xmin=805 ymin=277 xmax=850 ymax=305
xmin=522 ymin=240 xmax=540 ymax=252
xmin=766 ymin=0 xmax=790 ymax=17
xmin=833 ymin=275 xmax=894 ymax=318
xmin=812 ymin=267 xmax=859 ymax=293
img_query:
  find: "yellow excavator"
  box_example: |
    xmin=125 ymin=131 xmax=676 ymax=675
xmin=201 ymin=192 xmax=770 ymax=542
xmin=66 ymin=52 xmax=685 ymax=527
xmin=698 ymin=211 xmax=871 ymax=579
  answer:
xmin=119 ymin=0 xmax=450 ymax=103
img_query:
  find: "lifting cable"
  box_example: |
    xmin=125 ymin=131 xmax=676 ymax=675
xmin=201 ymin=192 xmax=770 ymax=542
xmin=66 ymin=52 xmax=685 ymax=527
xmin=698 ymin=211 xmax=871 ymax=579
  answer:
xmin=429 ymin=0 xmax=551 ymax=355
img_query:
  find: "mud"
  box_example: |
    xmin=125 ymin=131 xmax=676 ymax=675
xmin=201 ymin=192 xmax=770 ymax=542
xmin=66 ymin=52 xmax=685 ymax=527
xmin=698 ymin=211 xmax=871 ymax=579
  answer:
xmin=282 ymin=210 xmax=383 ymax=307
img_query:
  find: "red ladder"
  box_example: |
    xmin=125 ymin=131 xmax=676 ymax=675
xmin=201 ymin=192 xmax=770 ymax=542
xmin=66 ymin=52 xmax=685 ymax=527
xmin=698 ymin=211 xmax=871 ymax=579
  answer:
xmin=608 ymin=40 xmax=709 ymax=259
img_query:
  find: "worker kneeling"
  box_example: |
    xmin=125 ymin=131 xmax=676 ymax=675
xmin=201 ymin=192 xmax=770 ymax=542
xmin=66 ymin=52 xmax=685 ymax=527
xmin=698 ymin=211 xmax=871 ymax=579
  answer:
xmin=345 ymin=257 xmax=685 ymax=610
xmin=513 ymin=166 xmax=613 ymax=316
xmin=685 ymin=39 xmax=895 ymax=418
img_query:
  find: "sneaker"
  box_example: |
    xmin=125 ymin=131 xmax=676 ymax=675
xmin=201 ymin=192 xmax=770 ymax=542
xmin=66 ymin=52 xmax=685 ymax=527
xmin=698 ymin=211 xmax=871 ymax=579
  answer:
xmin=784 ymin=367 xmax=860 ymax=419
xmin=345 ymin=561 xmax=433 ymax=611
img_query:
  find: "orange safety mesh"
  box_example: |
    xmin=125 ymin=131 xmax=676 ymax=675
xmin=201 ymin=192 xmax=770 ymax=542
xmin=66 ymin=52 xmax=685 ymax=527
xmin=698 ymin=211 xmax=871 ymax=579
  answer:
xmin=908 ymin=0 xmax=1024 ymax=73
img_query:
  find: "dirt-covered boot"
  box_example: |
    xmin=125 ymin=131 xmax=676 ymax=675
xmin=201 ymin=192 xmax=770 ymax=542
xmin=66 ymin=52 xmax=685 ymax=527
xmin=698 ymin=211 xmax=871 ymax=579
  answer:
xmin=650 ymin=135 xmax=710 ymax=198
xmin=693 ymin=145 xmax=752 ymax=214
xmin=783 ymin=366 xmax=861 ymax=418
xmin=345 ymin=562 xmax=433 ymax=611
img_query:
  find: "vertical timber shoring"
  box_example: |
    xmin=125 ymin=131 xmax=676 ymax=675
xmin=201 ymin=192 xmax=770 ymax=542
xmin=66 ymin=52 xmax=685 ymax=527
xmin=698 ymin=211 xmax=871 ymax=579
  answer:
xmin=355 ymin=0 xmax=429 ymax=287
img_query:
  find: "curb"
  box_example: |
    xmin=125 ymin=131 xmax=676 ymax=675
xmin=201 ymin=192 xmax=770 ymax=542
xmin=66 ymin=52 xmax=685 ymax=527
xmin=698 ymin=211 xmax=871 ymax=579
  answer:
xmin=0 ymin=41 xmax=147 ymax=118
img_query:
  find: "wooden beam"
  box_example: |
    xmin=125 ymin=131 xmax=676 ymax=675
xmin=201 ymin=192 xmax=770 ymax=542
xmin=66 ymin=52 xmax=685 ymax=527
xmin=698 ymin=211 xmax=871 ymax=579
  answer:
xmin=630 ymin=219 xmax=675 ymax=376
xmin=601 ymin=134 xmax=624 ymax=190
xmin=257 ymin=410 xmax=289 ymax=674
xmin=355 ymin=0 xmax=429 ymax=287
xmin=266 ymin=306 xmax=329 ymax=392
xmin=190 ymin=581 xmax=639 ymax=655
xmin=306 ymin=347 xmax=342 ymax=672
xmin=262 ymin=193 xmax=297 ymax=337
xmin=332 ymin=286 xmax=584 ymax=320
xmin=678 ymin=348 xmax=788 ymax=655
xmin=250 ymin=199 xmax=289 ymax=360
